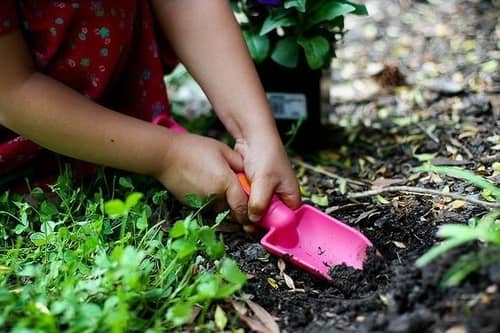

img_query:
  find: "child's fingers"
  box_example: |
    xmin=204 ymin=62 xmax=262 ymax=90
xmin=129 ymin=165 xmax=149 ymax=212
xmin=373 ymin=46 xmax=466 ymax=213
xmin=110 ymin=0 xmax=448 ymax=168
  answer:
xmin=247 ymin=176 xmax=275 ymax=223
xmin=276 ymin=181 xmax=301 ymax=210
xmin=222 ymin=146 xmax=244 ymax=172
xmin=226 ymin=174 xmax=249 ymax=224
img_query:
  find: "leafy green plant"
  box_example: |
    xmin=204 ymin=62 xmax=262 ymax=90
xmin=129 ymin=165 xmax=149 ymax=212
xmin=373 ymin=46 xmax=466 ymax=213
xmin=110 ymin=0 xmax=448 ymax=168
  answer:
xmin=231 ymin=0 xmax=368 ymax=69
xmin=0 ymin=170 xmax=246 ymax=332
xmin=415 ymin=165 xmax=500 ymax=286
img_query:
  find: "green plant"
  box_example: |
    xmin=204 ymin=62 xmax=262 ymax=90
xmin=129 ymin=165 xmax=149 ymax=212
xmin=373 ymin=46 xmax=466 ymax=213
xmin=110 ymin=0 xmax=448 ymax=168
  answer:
xmin=415 ymin=165 xmax=500 ymax=286
xmin=231 ymin=0 xmax=368 ymax=69
xmin=0 ymin=169 xmax=246 ymax=332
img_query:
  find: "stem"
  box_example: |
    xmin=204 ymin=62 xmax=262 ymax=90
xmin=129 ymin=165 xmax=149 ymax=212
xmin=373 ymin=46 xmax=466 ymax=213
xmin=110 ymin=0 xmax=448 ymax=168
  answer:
xmin=347 ymin=186 xmax=500 ymax=209
xmin=291 ymin=158 xmax=366 ymax=186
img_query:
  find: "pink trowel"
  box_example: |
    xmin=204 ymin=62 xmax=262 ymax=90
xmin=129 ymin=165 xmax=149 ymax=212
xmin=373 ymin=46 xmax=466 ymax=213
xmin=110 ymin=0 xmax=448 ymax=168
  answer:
xmin=152 ymin=115 xmax=374 ymax=280
xmin=237 ymin=174 xmax=374 ymax=281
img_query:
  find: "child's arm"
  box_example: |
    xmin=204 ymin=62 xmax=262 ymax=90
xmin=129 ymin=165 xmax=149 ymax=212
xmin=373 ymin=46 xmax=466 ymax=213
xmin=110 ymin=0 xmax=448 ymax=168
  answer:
xmin=152 ymin=0 xmax=301 ymax=222
xmin=0 ymin=30 xmax=248 ymax=221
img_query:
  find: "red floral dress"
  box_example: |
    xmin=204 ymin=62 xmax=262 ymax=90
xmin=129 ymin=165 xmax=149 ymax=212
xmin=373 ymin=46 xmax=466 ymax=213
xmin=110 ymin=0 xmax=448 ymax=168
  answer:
xmin=0 ymin=0 xmax=178 ymax=187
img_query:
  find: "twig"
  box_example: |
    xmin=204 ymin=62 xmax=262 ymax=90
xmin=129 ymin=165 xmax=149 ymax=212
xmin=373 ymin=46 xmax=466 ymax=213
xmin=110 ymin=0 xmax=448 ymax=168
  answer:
xmin=416 ymin=123 xmax=440 ymax=144
xmin=291 ymin=158 xmax=365 ymax=186
xmin=449 ymin=137 xmax=474 ymax=159
xmin=480 ymin=154 xmax=500 ymax=164
xmin=347 ymin=186 xmax=500 ymax=209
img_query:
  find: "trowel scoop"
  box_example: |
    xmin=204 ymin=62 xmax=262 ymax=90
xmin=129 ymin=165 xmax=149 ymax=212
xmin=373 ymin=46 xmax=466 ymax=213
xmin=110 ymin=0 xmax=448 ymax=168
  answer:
xmin=152 ymin=115 xmax=374 ymax=280
xmin=237 ymin=175 xmax=373 ymax=281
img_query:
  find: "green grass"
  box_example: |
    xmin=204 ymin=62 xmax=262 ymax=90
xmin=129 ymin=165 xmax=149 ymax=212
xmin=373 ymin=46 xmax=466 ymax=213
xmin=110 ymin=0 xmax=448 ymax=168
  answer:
xmin=0 ymin=167 xmax=246 ymax=332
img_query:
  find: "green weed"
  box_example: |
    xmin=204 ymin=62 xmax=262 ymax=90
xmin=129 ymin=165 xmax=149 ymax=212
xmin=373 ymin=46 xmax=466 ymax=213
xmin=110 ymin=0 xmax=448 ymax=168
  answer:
xmin=415 ymin=165 xmax=500 ymax=286
xmin=0 ymin=169 xmax=246 ymax=332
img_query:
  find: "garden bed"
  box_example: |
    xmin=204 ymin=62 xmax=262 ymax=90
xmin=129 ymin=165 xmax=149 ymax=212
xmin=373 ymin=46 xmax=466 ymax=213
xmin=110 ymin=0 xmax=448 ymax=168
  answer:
xmin=1 ymin=1 xmax=498 ymax=332
xmin=224 ymin=0 xmax=500 ymax=332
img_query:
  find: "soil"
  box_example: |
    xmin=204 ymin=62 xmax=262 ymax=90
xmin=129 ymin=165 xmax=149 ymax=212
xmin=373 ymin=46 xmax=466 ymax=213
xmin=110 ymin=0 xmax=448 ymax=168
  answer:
xmin=223 ymin=0 xmax=500 ymax=332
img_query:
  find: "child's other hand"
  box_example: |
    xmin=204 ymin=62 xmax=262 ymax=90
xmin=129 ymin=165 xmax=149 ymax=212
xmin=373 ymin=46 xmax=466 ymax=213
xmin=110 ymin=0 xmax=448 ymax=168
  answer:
xmin=234 ymin=130 xmax=301 ymax=223
xmin=156 ymin=132 xmax=248 ymax=223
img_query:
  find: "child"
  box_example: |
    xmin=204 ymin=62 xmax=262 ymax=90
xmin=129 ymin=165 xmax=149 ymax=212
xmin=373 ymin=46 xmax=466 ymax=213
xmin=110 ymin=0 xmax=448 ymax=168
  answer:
xmin=0 ymin=0 xmax=300 ymax=224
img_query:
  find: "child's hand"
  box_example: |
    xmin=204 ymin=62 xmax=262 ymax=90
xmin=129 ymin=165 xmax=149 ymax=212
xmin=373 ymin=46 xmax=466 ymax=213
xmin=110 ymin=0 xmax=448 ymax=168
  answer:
xmin=156 ymin=131 xmax=249 ymax=222
xmin=234 ymin=130 xmax=301 ymax=223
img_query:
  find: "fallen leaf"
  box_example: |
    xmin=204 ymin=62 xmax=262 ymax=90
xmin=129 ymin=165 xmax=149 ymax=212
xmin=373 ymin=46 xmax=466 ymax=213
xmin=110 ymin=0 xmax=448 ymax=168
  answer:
xmin=414 ymin=152 xmax=437 ymax=162
xmin=371 ymin=177 xmax=406 ymax=189
xmin=446 ymin=325 xmax=467 ymax=333
xmin=239 ymin=315 xmax=275 ymax=333
xmin=338 ymin=179 xmax=347 ymax=195
xmin=231 ymin=300 xmax=248 ymax=316
xmin=392 ymin=241 xmax=406 ymax=249
xmin=448 ymin=200 xmax=467 ymax=209
xmin=245 ymin=299 xmax=280 ymax=333
xmin=376 ymin=194 xmax=390 ymax=205
xmin=267 ymin=277 xmax=278 ymax=289
xmin=214 ymin=306 xmax=227 ymax=331
xmin=277 ymin=259 xmax=286 ymax=274
xmin=282 ymin=272 xmax=295 ymax=290
xmin=311 ymin=194 xmax=329 ymax=207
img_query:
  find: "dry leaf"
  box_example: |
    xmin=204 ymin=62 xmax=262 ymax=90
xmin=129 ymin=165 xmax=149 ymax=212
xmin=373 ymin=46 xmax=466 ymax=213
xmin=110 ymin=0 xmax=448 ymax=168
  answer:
xmin=371 ymin=177 xmax=406 ymax=189
xmin=445 ymin=325 xmax=467 ymax=333
xmin=245 ymin=299 xmax=280 ymax=333
xmin=267 ymin=277 xmax=278 ymax=289
xmin=231 ymin=300 xmax=248 ymax=316
xmin=186 ymin=306 xmax=201 ymax=324
xmin=277 ymin=259 xmax=286 ymax=274
xmin=448 ymin=200 xmax=467 ymax=209
xmin=282 ymin=272 xmax=295 ymax=290
xmin=239 ymin=315 xmax=274 ymax=333
xmin=392 ymin=241 xmax=406 ymax=249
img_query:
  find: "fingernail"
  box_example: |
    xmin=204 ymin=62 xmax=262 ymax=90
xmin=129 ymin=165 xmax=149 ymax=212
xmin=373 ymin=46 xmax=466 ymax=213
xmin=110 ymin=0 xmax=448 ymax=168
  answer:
xmin=249 ymin=214 xmax=261 ymax=223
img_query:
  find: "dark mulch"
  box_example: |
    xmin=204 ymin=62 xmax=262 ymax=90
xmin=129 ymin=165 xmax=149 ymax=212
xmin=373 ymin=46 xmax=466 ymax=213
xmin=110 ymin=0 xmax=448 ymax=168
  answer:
xmin=223 ymin=0 xmax=500 ymax=332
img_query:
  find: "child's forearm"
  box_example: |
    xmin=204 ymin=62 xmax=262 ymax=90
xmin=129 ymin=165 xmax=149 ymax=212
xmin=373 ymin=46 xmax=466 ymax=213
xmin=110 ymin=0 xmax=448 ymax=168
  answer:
xmin=1 ymin=72 xmax=173 ymax=177
xmin=152 ymin=0 xmax=278 ymax=142
xmin=0 ymin=32 xmax=173 ymax=178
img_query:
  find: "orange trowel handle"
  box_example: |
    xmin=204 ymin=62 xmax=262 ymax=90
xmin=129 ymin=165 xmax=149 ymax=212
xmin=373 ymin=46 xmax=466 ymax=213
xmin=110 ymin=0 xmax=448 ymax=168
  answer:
xmin=236 ymin=173 xmax=296 ymax=230
xmin=237 ymin=173 xmax=252 ymax=195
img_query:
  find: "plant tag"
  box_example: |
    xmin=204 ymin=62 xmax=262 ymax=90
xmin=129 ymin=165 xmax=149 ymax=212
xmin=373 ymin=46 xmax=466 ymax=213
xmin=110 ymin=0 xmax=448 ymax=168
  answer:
xmin=266 ymin=92 xmax=307 ymax=120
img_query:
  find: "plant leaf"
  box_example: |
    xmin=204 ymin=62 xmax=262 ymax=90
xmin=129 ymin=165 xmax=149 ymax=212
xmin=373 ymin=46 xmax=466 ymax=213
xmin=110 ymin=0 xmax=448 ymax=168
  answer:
xmin=306 ymin=1 xmax=355 ymax=29
xmin=342 ymin=0 xmax=369 ymax=15
xmin=416 ymin=237 xmax=476 ymax=267
xmin=260 ymin=12 xmax=296 ymax=36
xmin=284 ymin=0 xmax=306 ymax=12
xmin=185 ymin=193 xmax=204 ymax=208
xmin=125 ymin=192 xmax=143 ymax=209
xmin=169 ymin=220 xmax=186 ymax=238
xmin=220 ymin=258 xmax=247 ymax=286
xmin=271 ymin=36 xmax=299 ymax=68
xmin=243 ymin=31 xmax=270 ymax=63
xmin=104 ymin=199 xmax=126 ymax=218
xmin=171 ymin=239 xmax=197 ymax=260
xmin=166 ymin=302 xmax=194 ymax=327
xmin=297 ymin=36 xmax=330 ymax=69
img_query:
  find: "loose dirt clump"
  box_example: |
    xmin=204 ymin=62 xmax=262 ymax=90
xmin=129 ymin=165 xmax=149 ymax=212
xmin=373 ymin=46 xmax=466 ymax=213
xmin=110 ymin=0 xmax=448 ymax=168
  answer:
xmin=329 ymin=247 xmax=387 ymax=298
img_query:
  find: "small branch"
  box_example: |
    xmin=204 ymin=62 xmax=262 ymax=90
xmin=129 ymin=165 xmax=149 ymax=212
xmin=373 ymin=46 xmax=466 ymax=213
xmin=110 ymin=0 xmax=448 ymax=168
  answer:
xmin=480 ymin=154 xmax=500 ymax=164
xmin=416 ymin=123 xmax=440 ymax=144
xmin=291 ymin=158 xmax=365 ymax=186
xmin=449 ymin=137 xmax=474 ymax=159
xmin=347 ymin=186 xmax=500 ymax=209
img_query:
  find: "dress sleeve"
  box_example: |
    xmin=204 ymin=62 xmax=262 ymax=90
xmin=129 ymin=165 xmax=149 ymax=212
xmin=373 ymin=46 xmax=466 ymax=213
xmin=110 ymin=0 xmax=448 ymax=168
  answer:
xmin=0 ymin=1 xmax=19 ymax=35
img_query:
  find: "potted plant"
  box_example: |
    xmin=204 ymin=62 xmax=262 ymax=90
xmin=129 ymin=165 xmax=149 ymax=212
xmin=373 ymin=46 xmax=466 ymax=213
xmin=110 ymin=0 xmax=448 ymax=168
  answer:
xmin=230 ymin=0 xmax=368 ymax=148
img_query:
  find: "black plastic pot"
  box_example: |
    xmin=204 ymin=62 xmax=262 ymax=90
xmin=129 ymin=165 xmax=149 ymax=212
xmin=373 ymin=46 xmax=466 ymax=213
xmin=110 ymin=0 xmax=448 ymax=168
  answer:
xmin=255 ymin=59 xmax=329 ymax=150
